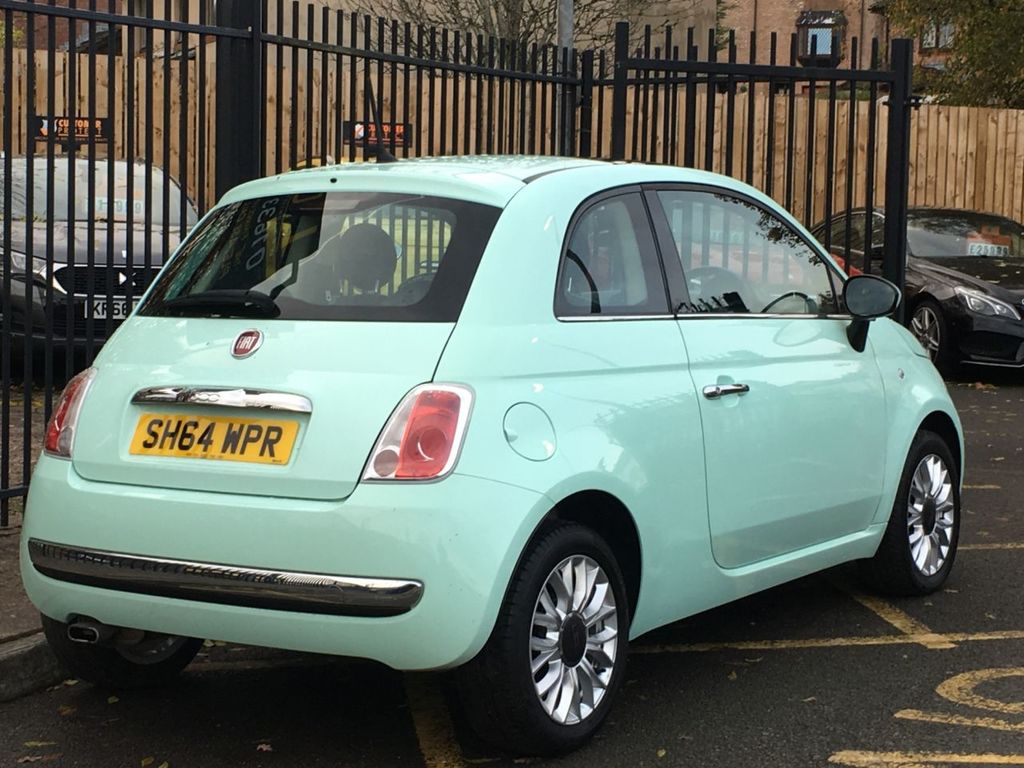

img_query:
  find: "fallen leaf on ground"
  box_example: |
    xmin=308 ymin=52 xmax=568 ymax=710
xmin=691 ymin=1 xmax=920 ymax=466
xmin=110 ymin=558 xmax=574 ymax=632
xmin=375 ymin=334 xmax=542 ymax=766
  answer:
xmin=803 ymin=696 xmax=817 ymax=703
xmin=23 ymin=743 xmax=56 ymax=748
xmin=256 ymin=744 xmax=273 ymax=753
xmin=57 ymin=706 xmax=76 ymax=717
xmin=107 ymin=696 xmax=120 ymax=704
xmin=657 ymin=748 xmax=667 ymax=758
xmin=17 ymin=758 xmax=43 ymax=764
xmin=142 ymin=758 xmax=155 ymax=767
xmin=727 ymin=671 xmax=738 ymax=681
xmin=61 ymin=679 xmax=78 ymax=687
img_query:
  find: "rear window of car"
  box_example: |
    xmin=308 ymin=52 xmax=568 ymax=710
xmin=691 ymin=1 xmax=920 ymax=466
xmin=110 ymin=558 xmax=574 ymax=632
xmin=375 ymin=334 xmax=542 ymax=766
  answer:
xmin=140 ymin=192 xmax=501 ymax=322
xmin=907 ymin=211 xmax=1024 ymax=259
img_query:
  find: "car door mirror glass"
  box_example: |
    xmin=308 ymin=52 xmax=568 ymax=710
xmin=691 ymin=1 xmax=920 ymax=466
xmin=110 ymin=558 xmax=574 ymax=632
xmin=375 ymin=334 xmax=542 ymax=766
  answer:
xmin=844 ymin=274 xmax=900 ymax=319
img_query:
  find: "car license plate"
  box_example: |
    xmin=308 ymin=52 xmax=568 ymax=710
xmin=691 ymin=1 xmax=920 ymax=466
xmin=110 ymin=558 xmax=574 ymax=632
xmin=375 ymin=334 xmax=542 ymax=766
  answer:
xmin=129 ymin=413 xmax=299 ymax=465
xmin=91 ymin=298 xmax=138 ymax=320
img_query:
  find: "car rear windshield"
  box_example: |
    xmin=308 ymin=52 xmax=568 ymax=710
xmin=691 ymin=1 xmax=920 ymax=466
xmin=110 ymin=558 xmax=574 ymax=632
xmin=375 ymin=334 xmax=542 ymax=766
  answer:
xmin=907 ymin=211 xmax=1024 ymax=259
xmin=140 ymin=192 xmax=501 ymax=322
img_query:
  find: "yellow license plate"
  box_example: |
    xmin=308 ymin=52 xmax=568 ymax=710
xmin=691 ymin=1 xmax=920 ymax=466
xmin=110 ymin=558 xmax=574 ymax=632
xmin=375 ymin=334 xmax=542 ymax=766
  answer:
xmin=129 ymin=413 xmax=299 ymax=465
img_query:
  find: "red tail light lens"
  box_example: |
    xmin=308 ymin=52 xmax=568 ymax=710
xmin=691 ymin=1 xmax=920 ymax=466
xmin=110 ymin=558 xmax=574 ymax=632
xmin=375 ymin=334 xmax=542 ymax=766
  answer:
xmin=44 ymin=368 xmax=96 ymax=458
xmin=363 ymin=384 xmax=473 ymax=481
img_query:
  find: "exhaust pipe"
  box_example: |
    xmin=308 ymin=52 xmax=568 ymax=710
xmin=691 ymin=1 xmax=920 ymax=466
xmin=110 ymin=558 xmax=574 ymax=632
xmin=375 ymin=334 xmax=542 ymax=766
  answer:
xmin=67 ymin=618 xmax=116 ymax=645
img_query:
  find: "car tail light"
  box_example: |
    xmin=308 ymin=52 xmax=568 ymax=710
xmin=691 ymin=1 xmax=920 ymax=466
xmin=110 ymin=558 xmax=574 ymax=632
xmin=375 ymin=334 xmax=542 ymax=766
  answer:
xmin=363 ymin=384 xmax=473 ymax=481
xmin=44 ymin=368 xmax=97 ymax=458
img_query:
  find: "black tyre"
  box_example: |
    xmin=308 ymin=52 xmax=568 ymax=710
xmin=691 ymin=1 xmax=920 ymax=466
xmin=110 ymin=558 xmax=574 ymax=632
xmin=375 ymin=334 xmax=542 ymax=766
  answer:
xmin=861 ymin=430 xmax=960 ymax=596
xmin=910 ymin=299 xmax=956 ymax=373
xmin=41 ymin=615 xmax=203 ymax=690
xmin=456 ymin=522 xmax=630 ymax=756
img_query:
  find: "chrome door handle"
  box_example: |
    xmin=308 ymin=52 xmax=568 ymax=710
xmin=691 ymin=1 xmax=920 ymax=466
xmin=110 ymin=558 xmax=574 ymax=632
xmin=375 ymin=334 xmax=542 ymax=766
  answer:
xmin=702 ymin=383 xmax=750 ymax=400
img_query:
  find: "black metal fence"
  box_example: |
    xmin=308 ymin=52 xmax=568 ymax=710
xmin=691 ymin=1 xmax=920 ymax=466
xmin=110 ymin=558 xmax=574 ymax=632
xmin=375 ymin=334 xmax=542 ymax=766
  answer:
xmin=0 ymin=0 xmax=913 ymax=527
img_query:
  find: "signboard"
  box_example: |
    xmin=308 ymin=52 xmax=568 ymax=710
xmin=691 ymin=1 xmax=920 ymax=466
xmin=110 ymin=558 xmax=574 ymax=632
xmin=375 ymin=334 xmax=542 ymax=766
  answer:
xmin=342 ymin=120 xmax=412 ymax=148
xmin=31 ymin=115 xmax=111 ymax=148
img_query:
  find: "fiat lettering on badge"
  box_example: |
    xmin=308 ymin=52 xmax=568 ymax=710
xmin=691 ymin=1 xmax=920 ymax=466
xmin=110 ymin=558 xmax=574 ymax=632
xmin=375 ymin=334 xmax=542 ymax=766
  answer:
xmin=129 ymin=413 xmax=299 ymax=465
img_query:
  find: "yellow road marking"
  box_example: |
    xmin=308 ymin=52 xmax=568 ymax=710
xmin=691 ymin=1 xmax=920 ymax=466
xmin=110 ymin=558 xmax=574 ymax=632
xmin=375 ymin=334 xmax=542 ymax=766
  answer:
xmin=844 ymin=591 xmax=956 ymax=649
xmin=404 ymin=673 xmax=465 ymax=768
xmin=961 ymin=543 xmax=1024 ymax=551
xmin=895 ymin=709 xmax=1024 ymax=734
xmin=829 ymin=750 xmax=1024 ymax=766
xmin=632 ymin=630 xmax=1024 ymax=655
xmin=962 ymin=484 xmax=1002 ymax=490
xmin=937 ymin=668 xmax=1024 ymax=715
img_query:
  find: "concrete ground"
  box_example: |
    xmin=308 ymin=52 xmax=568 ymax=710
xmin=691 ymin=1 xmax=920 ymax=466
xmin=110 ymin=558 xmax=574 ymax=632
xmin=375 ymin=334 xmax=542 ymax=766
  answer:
xmin=1 ymin=374 xmax=1022 ymax=767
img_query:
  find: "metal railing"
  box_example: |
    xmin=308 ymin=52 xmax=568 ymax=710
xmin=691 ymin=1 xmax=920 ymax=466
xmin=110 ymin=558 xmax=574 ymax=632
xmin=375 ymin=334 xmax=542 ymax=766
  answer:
xmin=0 ymin=0 xmax=913 ymax=528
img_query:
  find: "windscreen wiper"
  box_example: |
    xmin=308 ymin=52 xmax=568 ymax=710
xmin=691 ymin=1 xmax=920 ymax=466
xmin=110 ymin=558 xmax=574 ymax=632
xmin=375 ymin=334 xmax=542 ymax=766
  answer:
xmin=161 ymin=289 xmax=281 ymax=318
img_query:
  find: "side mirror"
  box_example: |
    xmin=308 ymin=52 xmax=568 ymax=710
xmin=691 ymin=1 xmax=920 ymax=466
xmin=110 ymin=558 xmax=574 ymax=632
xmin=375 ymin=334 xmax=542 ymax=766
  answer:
xmin=843 ymin=274 xmax=901 ymax=352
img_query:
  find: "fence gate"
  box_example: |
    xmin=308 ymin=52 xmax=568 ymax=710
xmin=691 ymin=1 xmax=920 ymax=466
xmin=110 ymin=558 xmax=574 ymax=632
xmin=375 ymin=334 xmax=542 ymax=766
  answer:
xmin=0 ymin=1 xmax=911 ymax=528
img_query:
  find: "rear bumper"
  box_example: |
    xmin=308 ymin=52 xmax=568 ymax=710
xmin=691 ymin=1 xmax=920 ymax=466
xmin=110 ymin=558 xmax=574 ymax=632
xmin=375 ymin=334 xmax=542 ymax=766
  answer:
xmin=21 ymin=457 xmax=550 ymax=670
xmin=27 ymin=539 xmax=423 ymax=617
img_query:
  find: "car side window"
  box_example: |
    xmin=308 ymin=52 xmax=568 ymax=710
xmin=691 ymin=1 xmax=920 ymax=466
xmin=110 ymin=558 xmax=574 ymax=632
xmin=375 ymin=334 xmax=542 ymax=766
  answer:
xmin=556 ymin=193 xmax=669 ymax=317
xmin=657 ymin=189 xmax=839 ymax=316
xmin=829 ymin=213 xmax=866 ymax=253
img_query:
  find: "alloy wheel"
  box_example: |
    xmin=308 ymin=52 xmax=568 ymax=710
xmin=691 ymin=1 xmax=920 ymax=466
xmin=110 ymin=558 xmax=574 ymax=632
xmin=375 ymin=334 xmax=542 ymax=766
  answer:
xmin=910 ymin=305 xmax=941 ymax=361
xmin=530 ymin=555 xmax=618 ymax=725
xmin=907 ymin=453 xmax=956 ymax=577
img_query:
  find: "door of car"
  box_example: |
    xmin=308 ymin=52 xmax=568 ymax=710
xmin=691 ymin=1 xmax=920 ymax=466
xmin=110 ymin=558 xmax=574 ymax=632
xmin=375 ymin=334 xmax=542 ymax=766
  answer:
xmin=648 ymin=186 xmax=889 ymax=569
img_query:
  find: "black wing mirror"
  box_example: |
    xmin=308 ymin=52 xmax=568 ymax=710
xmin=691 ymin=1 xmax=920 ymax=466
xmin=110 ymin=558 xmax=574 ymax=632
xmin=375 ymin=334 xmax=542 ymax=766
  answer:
xmin=844 ymin=274 xmax=901 ymax=352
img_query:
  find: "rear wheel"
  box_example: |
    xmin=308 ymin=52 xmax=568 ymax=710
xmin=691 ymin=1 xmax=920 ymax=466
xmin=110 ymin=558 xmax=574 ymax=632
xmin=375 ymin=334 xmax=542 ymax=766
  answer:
xmin=861 ymin=430 xmax=960 ymax=596
xmin=456 ymin=522 xmax=629 ymax=756
xmin=41 ymin=615 xmax=202 ymax=690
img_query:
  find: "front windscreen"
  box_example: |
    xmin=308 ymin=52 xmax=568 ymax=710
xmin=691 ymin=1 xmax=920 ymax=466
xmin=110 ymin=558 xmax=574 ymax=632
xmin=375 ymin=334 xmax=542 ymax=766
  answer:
xmin=0 ymin=158 xmax=197 ymax=227
xmin=140 ymin=192 xmax=501 ymax=322
xmin=907 ymin=211 xmax=1024 ymax=259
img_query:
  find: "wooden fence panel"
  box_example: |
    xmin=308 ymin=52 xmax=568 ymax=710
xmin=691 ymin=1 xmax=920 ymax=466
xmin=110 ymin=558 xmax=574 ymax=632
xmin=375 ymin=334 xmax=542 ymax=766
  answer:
xmin=2 ymin=47 xmax=1023 ymax=226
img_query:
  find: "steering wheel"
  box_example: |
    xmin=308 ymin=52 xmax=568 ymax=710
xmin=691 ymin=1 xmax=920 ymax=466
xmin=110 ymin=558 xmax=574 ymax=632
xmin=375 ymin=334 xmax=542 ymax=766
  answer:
xmin=762 ymin=291 xmax=814 ymax=314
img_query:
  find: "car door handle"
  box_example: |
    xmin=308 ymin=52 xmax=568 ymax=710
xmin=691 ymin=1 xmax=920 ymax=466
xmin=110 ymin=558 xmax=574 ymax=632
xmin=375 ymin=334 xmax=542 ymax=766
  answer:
xmin=702 ymin=383 xmax=750 ymax=400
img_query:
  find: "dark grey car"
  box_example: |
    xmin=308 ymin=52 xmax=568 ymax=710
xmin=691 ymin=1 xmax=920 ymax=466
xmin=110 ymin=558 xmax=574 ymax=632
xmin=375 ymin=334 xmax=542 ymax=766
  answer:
xmin=1 ymin=157 xmax=198 ymax=346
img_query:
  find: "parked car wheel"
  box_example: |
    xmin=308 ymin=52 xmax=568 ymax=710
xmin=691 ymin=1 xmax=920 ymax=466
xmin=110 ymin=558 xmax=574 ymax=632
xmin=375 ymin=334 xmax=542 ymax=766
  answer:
xmin=861 ymin=430 xmax=960 ymax=596
xmin=41 ymin=615 xmax=202 ymax=689
xmin=910 ymin=299 xmax=954 ymax=372
xmin=456 ymin=522 xmax=630 ymax=756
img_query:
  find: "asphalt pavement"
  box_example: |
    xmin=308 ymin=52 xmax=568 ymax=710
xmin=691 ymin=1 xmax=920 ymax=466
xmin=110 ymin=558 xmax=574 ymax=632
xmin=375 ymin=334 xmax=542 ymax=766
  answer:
xmin=2 ymin=374 xmax=1022 ymax=768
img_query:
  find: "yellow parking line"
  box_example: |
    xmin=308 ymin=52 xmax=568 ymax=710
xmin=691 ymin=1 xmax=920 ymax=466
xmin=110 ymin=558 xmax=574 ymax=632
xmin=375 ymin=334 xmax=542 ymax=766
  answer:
xmin=632 ymin=630 xmax=1024 ymax=655
xmin=844 ymin=591 xmax=956 ymax=649
xmin=962 ymin=484 xmax=1002 ymax=490
xmin=960 ymin=543 xmax=1024 ymax=551
xmin=829 ymin=750 xmax=1024 ymax=766
xmin=895 ymin=709 xmax=1024 ymax=734
xmin=404 ymin=674 xmax=465 ymax=768
xmin=937 ymin=668 xmax=1024 ymax=715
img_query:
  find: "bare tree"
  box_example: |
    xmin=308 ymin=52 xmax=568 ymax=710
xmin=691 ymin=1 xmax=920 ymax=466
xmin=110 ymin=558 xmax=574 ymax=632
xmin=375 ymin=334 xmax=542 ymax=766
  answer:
xmin=356 ymin=0 xmax=705 ymax=53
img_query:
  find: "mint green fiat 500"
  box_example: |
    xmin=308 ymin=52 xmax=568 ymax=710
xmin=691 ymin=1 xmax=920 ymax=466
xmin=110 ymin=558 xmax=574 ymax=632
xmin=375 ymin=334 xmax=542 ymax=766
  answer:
xmin=22 ymin=157 xmax=962 ymax=755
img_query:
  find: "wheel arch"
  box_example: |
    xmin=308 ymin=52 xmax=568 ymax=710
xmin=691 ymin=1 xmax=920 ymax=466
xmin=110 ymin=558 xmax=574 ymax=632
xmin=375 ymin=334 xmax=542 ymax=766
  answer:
xmin=919 ymin=410 xmax=964 ymax=480
xmin=526 ymin=490 xmax=642 ymax=627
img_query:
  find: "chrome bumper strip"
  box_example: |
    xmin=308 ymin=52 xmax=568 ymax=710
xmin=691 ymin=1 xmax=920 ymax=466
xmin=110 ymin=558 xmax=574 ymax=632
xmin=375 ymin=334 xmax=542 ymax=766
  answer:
xmin=28 ymin=539 xmax=422 ymax=617
xmin=131 ymin=387 xmax=313 ymax=414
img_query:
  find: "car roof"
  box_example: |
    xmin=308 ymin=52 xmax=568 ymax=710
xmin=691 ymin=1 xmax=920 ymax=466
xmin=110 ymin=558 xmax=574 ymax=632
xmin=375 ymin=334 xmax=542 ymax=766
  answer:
xmin=219 ymin=154 xmax=791 ymax=212
xmin=220 ymin=155 xmax=609 ymax=209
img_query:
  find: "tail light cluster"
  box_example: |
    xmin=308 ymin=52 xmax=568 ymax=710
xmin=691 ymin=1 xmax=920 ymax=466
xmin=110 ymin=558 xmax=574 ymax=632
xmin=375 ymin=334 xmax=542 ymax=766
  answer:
xmin=44 ymin=367 xmax=97 ymax=458
xmin=363 ymin=384 xmax=473 ymax=481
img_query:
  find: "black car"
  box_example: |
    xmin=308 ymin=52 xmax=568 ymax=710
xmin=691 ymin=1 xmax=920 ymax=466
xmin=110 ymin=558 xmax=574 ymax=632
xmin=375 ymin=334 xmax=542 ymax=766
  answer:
xmin=1 ymin=157 xmax=198 ymax=348
xmin=813 ymin=208 xmax=1024 ymax=372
